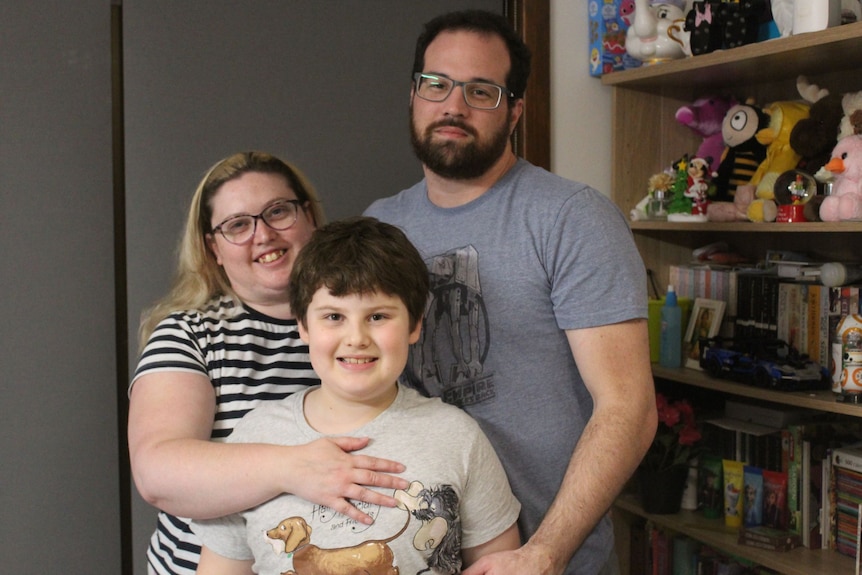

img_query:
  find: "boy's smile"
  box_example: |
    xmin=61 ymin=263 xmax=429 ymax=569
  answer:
xmin=299 ymin=288 xmax=422 ymax=431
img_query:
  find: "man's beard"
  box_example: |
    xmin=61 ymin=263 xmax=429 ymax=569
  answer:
xmin=410 ymin=110 xmax=512 ymax=180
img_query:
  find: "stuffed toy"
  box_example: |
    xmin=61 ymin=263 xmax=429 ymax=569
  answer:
xmin=790 ymin=77 xmax=843 ymax=177
xmin=717 ymin=0 xmax=768 ymax=49
xmin=819 ymin=135 xmax=862 ymax=221
xmin=675 ymin=95 xmax=736 ymax=174
xmin=745 ymin=99 xmax=811 ymax=221
xmin=684 ymin=1 xmax=723 ymax=55
xmin=838 ymin=90 xmax=862 ymax=140
xmin=707 ymin=183 xmax=755 ymax=221
xmin=712 ymin=99 xmax=770 ymax=202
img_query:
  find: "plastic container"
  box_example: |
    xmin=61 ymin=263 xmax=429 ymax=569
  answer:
xmin=659 ymin=285 xmax=683 ymax=368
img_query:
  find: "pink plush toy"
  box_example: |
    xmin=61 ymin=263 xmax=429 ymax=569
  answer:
xmin=675 ymin=95 xmax=737 ymax=175
xmin=820 ymin=135 xmax=862 ymax=221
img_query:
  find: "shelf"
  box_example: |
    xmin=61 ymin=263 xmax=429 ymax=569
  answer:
xmin=608 ymin=18 xmax=862 ymax=575
xmin=602 ymin=22 xmax=862 ymax=96
xmin=652 ymin=365 xmax=862 ymax=418
xmin=615 ymin=493 xmax=856 ymax=575
xmin=631 ymin=221 xmax=862 ymax=233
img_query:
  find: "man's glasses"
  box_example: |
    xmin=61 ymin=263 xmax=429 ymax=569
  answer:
xmin=413 ymin=73 xmax=514 ymax=110
xmin=211 ymin=199 xmax=302 ymax=245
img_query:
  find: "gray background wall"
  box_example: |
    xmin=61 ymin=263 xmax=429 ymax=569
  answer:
xmin=0 ymin=1 xmax=612 ymax=573
xmin=0 ymin=2 xmax=121 ymax=572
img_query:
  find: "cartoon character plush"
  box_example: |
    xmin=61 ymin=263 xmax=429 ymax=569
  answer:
xmin=790 ymin=77 xmax=843 ymax=177
xmin=745 ymin=99 xmax=811 ymax=221
xmin=684 ymin=1 xmax=723 ymax=55
xmin=675 ymin=95 xmax=736 ymax=174
xmin=717 ymin=0 xmax=767 ymax=49
xmin=712 ymin=99 xmax=770 ymax=202
xmin=819 ymin=135 xmax=862 ymax=221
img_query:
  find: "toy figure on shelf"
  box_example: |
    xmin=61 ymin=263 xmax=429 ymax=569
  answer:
xmin=685 ymin=157 xmax=713 ymax=216
xmin=790 ymin=77 xmax=843 ymax=179
xmin=684 ymin=1 xmax=723 ymax=55
xmin=675 ymin=95 xmax=736 ymax=175
xmin=625 ymin=0 xmax=688 ymax=64
xmin=712 ymin=99 xmax=770 ymax=202
xmin=668 ymin=155 xmax=709 ymax=222
xmin=773 ymin=169 xmax=816 ymax=222
xmin=819 ymin=135 xmax=862 ymax=221
xmin=717 ymin=0 xmax=768 ymax=49
xmin=745 ymin=99 xmax=811 ymax=222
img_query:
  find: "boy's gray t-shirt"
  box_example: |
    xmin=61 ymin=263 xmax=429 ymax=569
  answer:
xmin=192 ymin=385 xmax=520 ymax=574
xmin=366 ymin=159 xmax=647 ymax=575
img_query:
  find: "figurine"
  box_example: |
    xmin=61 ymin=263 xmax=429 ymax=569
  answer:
xmin=625 ymin=0 xmax=688 ymax=64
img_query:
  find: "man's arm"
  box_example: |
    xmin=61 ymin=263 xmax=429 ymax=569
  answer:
xmin=463 ymin=318 xmax=657 ymax=575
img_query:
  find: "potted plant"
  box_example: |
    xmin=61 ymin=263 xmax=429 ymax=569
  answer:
xmin=639 ymin=392 xmax=702 ymax=514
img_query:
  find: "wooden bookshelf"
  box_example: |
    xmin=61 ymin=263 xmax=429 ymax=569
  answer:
xmin=652 ymin=365 xmax=862 ymax=418
xmin=604 ymin=19 xmax=862 ymax=575
xmin=614 ymin=494 xmax=856 ymax=575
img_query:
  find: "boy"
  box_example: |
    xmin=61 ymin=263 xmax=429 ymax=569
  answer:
xmin=192 ymin=216 xmax=520 ymax=575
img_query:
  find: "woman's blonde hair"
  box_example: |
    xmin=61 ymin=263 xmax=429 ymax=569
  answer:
xmin=137 ymin=151 xmax=325 ymax=351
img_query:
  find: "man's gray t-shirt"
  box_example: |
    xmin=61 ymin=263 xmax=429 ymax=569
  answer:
xmin=366 ymin=159 xmax=647 ymax=575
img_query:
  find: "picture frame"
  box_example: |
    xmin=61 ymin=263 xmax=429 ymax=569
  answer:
xmin=684 ymin=297 xmax=727 ymax=369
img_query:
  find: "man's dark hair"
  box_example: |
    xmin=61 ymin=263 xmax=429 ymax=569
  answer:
xmin=412 ymin=9 xmax=532 ymax=100
xmin=288 ymin=216 xmax=429 ymax=330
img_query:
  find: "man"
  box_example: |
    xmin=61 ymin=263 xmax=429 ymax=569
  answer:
xmin=365 ymin=10 xmax=657 ymax=575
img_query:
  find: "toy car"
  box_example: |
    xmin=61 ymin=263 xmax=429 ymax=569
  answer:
xmin=699 ymin=337 xmax=830 ymax=391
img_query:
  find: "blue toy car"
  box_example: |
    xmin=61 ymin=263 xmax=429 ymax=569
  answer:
xmin=699 ymin=337 xmax=829 ymax=391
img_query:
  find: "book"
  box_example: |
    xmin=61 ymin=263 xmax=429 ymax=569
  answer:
xmin=835 ymin=445 xmax=862 ymax=474
xmin=824 ymin=448 xmax=835 ymax=549
xmin=651 ymin=527 xmax=672 ymax=575
xmin=630 ymin=522 xmax=649 ymax=575
xmin=738 ymin=526 xmax=801 ymax=551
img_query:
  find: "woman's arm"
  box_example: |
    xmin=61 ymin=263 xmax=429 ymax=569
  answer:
xmin=128 ymin=371 xmax=409 ymax=524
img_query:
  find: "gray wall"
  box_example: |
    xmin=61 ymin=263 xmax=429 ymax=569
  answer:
xmin=0 ymin=1 xmax=504 ymax=572
xmin=0 ymin=2 xmax=122 ymax=573
xmin=122 ymin=1 xmax=499 ymax=572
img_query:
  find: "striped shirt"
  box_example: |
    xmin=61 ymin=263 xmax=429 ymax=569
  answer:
xmin=131 ymin=295 xmax=317 ymax=575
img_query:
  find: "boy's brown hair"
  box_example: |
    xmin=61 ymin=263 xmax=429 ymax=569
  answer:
xmin=288 ymin=216 xmax=429 ymax=330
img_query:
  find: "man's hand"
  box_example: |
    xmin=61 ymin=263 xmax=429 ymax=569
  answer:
xmin=462 ymin=542 xmax=558 ymax=575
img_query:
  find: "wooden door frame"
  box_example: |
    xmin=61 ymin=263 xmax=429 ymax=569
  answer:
xmin=508 ymin=0 xmax=550 ymax=170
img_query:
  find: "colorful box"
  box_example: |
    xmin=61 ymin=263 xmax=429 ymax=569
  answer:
xmin=588 ymin=0 xmax=639 ymax=76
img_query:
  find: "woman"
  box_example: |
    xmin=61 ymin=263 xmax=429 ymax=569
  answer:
xmin=128 ymin=152 xmax=408 ymax=575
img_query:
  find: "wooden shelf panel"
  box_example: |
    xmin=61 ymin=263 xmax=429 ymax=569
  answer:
xmin=631 ymin=222 xmax=862 ymax=233
xmin=615 ymin=493 xmax=856 ymax=575
xmin=602 ymin=22 xmax=862 ymax=96
xmin=652 ymin=365 xmax=862 ymax=418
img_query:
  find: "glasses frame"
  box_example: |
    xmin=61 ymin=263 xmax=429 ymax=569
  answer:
xmin=412 ymin=73 xmax=515 ymax=110
xmin=211 ymin=199 xmax=303 ymax=245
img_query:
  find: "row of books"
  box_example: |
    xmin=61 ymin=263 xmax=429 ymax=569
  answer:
xmin=825 ymin=444 xmax=862 ymax=561
xmin=695 ymin=403 xmax=862 ymax=552
xmin=669 ymin=263 xmax=862 ymax=368
xmin=630 ymin=525 xmax=779 ymax=575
